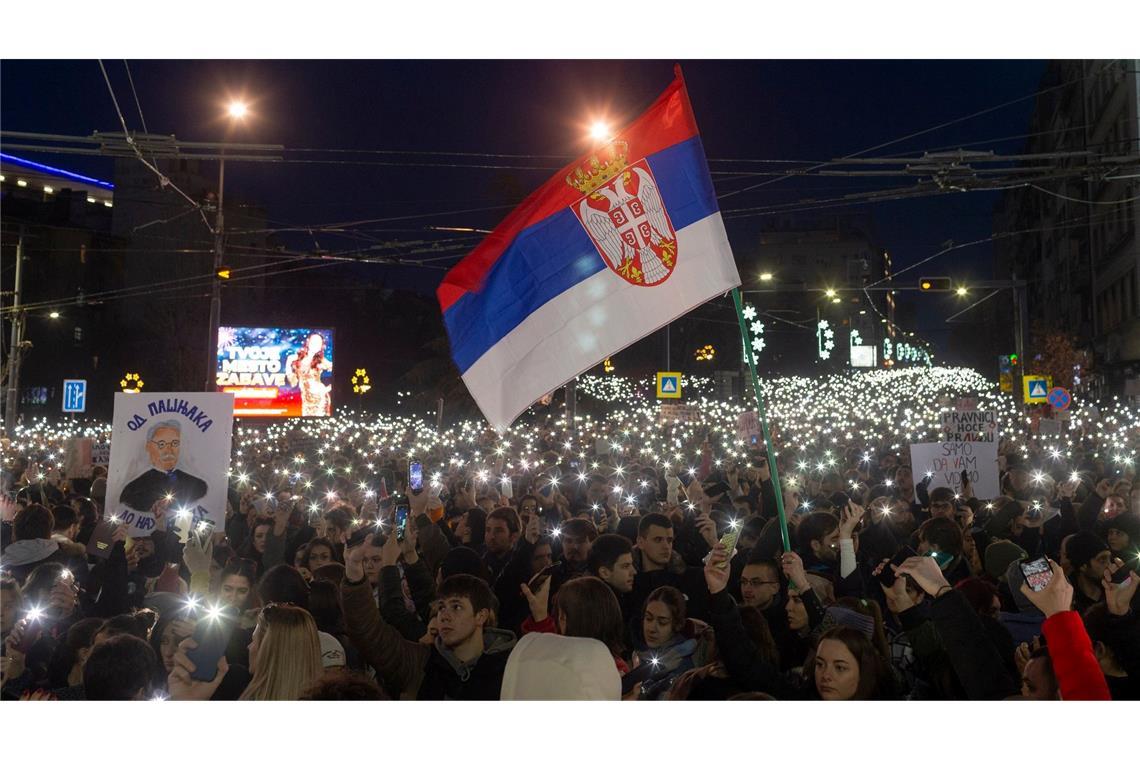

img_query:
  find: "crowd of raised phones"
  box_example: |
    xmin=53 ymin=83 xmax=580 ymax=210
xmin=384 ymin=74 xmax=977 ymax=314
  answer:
xmin=2 ymin=427 xmax=1138 ymax=701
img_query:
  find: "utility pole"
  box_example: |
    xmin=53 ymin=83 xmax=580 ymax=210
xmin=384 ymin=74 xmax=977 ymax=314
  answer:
xmin=205 ymin=154 xmax=225 ymax=391
xmin=665 ymin=324 xmax=670 ymax=371
xmin=4 ymin=227 xmax=26 ymax=434
xmin=1011 ymin=275 xmax=1027 ymax=407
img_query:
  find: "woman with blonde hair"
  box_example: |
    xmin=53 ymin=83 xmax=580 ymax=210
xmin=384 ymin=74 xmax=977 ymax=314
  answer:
xmin=240 ymin=603 xmax=322 ymax=700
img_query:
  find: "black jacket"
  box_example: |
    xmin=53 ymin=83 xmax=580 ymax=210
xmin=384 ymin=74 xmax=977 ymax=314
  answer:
xmin=630 ymin=547 xmax=710 ymax=624
xmin=119 ymin=468 xmax=208 ymax=513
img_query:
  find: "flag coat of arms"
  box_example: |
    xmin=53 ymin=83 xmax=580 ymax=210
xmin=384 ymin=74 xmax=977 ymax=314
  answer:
xmin=438 ymin=68 xmax=741 ymax=431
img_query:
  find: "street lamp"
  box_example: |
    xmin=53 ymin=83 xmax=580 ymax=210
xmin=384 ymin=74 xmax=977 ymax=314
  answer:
xmin=205 ymin=98 xmax=251 ymax=390
xmin=824 ymin=288 xmax=837 ymax=298
xmin=588 ymin=120 xmax=611 ymax=142
xmin=759 ymin=272 xmax=774 ymax=282
xmin=955 ymin=286 xmax=969 ymax=296
xmin=49 ymin=311 xmax=60 ymax=319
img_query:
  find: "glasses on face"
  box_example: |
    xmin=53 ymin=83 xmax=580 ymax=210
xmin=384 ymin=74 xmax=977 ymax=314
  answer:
xmin=740 ymin=578 xmax=780 ymax=588
xmin=150 ymin=440 xmax=181 ymax=451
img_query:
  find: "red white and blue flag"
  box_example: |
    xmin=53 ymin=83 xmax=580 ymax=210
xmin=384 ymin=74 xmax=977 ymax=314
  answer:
xmin=438 ymin=68 xmax=741 ymax=431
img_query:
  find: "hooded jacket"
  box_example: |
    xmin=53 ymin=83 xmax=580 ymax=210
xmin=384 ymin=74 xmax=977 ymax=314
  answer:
xmin=0 ymin=538 xmax=86 ymax=586
xmin=341 ymin=575 xmax=516 ymax=699
xmin=499 ymin=632 xmax=621 ymax=699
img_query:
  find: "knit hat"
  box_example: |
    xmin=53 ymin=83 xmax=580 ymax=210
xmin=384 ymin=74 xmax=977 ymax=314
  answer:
xmin=984 ymin=540 xmax=1027 ymax=579
xmin=500 ymin=632 xmax=620 ymax=700
xmin=821 ymin=606 xmax=875 ymax=640
xmin=1105 ymin=513 xmax=1140 ymax=544
xmin=318 ymin=632 xmax=346 ymax=668
xmin=954 ymin=577 xmax=998 ymax=617
xmin=439 ymin=546 xmax=489 ymax=582
xmin=1066 ymin=531 xmax=1109 ymax=571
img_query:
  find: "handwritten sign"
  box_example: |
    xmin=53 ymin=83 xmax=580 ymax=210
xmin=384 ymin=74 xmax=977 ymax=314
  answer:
xmin=909 ymin=441 xmax=999 ymax=499
xmin=104 ymin=393 xmax=234 ymax=537
xmin=939 ymin=410 xmax=998 ymax=443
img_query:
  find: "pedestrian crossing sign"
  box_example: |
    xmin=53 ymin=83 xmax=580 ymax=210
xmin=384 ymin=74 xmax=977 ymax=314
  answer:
xmin=1023 ymin=375 xmax=1051 ymax=404
xmin=656 ymin=372 xmax=682 ymax=399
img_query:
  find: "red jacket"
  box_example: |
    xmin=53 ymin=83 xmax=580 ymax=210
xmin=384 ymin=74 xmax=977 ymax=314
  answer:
xmin=1042 ymin=611 xmax=1111 ymax=701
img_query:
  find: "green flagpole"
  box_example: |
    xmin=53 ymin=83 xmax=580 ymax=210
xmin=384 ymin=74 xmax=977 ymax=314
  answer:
xmin=731 ymin=288 xmax=791 ymax=553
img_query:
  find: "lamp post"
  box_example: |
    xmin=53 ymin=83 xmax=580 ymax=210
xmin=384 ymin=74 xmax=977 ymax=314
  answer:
xmin=205 ymin=100 xmax=249 ymax=391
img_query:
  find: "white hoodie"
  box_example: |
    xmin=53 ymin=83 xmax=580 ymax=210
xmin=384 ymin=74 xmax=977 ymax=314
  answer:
xmin=499 ymin=632 xmax=621 ymax=700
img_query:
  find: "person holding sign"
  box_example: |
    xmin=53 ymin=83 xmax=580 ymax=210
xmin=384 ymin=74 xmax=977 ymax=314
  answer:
xmin=118 ymin=420 xmax=208 ymax=516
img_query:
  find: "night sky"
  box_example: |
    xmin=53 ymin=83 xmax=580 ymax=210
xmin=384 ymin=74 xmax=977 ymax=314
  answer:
xmin=2 ymin=59 xmax=1048 ymax=352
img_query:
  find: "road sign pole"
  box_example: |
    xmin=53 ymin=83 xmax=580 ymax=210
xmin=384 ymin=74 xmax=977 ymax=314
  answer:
xmin=731 ymin=288 xmax=790 ymax=553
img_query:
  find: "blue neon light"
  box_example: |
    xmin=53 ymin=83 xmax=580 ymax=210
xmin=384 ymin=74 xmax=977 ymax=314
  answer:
xmin=0 ymin=152 xmax=114 ymax=190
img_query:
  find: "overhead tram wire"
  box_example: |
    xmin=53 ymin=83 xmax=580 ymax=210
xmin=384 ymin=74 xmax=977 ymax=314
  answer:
xmin=715 ymin=60 xmax=1124 ymax=204
xmin=95 ymin=60 xmax=214 ymax=235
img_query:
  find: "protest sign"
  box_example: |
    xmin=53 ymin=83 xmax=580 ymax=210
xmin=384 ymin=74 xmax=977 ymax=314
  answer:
xmin=1038 ymin=418 xmax=1063 ymax=437
xmin=909 ymin=441 xmax=999 ymax=499
xmin=658 ymin=404 xmax=702 ymax=425
xmin=736 ymin=411 xmax=761 ymax=442
xmin=939 ymin=410 xmax=998 ymax=443
xmin=64 ymin=438 xmax=93 ymax=479
xmin=92 ymin=441 xmax=111 ymax=467
xmin=104 ymin=392 xmax=234 ymax=536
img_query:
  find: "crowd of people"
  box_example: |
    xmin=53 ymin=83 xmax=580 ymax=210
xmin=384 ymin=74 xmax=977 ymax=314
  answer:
xmin=1 ymin=367 xmax=1137 ymax=700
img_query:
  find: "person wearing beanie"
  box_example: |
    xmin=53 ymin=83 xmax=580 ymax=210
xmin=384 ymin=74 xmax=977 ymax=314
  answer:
xmin=1103 ymin=512 xmax=1140 ymax=566
xmin=499 ymin=632 xmax=620 ymax=699
xmin=984 ymin=539 xmax=1028 ymax=581
xmin=1066 ymin=531 xmax=1112 ymax=615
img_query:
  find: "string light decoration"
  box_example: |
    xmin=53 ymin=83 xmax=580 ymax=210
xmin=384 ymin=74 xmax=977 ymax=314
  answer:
xmin=695 ymin=345 xmax=716 ymax=362
xmin=740 ymin=302 xmax=765 ymax=359
xmin=351 ymin=368 xmax=372 ymax=395
xmin=603 ymin=358 xmax=615 ymax=374
xmin=817 ymin=320 xmax=835 ymax=361
xmin=120 ymin=372 xmax=144 ymax=393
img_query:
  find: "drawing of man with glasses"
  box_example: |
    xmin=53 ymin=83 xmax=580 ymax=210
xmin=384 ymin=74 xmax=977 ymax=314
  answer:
xmin=119 ymin=419 xmax=208 ymax=513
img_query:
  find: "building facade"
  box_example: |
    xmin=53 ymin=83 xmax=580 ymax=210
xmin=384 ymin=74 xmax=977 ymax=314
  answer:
xmin=994 ymin=59 xmax=1140 ymax=397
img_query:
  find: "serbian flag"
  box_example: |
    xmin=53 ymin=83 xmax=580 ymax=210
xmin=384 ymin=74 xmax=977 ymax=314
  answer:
xmin=438 ymin=68 xmax=741 ymax=431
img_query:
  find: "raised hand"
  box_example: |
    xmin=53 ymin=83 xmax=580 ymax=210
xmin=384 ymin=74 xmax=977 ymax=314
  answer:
xmin=895 ymin=555 xmax=951 ymax=598
xmin=344 ymin=541 xmax=366 ymax=583
xmin=183 ymin=530 xmax=212 ymax=576
xmin=1019 ymin=559 xmax=1073 ymax=618
xmin=694 ymin=513 xmax=718 ymax=549
xmin=1102 ymin=561 xmax=1139 ymax=616
xmin=839 ymin=502 xmax=866 ymax=539
xmin=167 ymin=638 xmax=228 ymax=701
xmin=780 ymin=550 xmax=810 ymax=592
xmin=704 ymin=545 xmax=731 ymax=594
xmin=520 ymin=575 xmax=551 ymax=622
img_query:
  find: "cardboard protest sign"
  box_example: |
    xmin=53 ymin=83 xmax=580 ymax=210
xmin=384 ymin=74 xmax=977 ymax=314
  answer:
xmin=104 ymin=393 xmax=234 ymax=536
xmin=736 ymin=411 xmax=761 ymax=442
xmin=909 ymin=441 xmax=1000 ymax=499
xmin=92 ymin=441 xmax=111 ymax=467
xmin=64 ymin=438 xmax=94 ymax=479
xmin=939 ymin=410 xmax=998 ymax=443
xmin=658 ymin=404 xmax=702 ymax=424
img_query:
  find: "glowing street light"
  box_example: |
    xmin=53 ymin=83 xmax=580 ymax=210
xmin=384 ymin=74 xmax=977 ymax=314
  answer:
xmin=759 ymin=272 xmax=774 ymax=282
xmin=227 ymin=101 xmax=249 ymax=120
xmin=955 ymin=286 xmax=969 ymax=296
xmin=588 ymin=121 xmax=611 ymax=142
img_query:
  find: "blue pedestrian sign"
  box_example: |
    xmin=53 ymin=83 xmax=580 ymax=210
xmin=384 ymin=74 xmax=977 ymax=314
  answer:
xmin=1023 ymin=374 xmax=1051 ymax=405
xmin=656 ymin=371 xmax=682 ymax=399
xmin=62 ymin=379 xmax=87 ymax=413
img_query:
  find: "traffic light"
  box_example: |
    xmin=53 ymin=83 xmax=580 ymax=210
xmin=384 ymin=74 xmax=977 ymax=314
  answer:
xmin=1008 ymin=353 xmax=1019 ymax=367
xmin=215 ymin=267 xmax=231 ymax=280
xmin=918 ymin=277 xmax=952 ymax=291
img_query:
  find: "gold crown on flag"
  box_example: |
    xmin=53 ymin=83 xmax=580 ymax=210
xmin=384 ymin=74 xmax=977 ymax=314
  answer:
xmin=566 ymin=141 xmax=629 ymax=195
